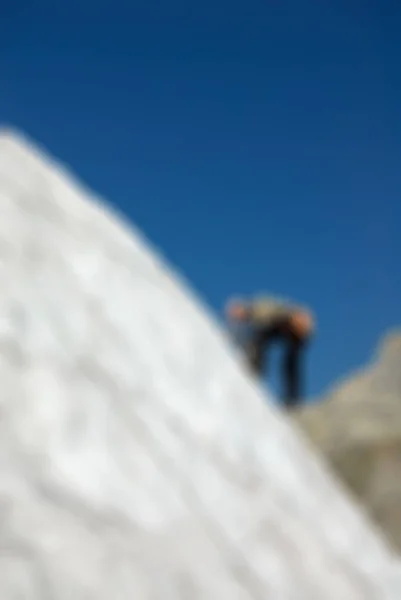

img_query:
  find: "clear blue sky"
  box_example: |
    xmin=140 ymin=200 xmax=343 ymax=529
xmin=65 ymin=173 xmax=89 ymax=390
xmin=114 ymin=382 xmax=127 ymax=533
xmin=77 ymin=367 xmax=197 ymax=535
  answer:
xmin=1 ymin=1 xmax=400 ymax=399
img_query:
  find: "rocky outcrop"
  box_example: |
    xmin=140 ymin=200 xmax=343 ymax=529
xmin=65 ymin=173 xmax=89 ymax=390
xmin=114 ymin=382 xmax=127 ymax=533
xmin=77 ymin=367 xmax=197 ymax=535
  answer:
xmin=297 ymin=330 xmax=401 ymax=553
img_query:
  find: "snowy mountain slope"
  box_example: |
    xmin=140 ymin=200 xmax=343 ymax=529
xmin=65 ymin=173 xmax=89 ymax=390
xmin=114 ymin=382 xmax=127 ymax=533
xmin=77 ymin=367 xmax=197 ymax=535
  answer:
xmin=0 ymin=129 xmax=399 ymax=599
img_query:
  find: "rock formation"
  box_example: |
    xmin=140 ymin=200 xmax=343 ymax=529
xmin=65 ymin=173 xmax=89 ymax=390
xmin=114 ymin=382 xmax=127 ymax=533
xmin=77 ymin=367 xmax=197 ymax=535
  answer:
xmin=0 ymin=129 xmax=399 ymax=599
xmin=297 ymin=329 xmax=401 ymax=553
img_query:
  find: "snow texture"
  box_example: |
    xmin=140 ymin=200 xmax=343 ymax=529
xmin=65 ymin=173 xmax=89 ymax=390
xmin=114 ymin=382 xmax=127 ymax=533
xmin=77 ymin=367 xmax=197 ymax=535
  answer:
xmin=0 ymin=129 xmax=399 ymax=599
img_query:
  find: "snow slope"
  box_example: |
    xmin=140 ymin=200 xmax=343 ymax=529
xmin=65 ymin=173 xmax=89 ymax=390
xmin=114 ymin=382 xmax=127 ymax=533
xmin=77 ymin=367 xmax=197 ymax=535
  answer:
xmin=0 ymin=129 xmax=399 ymax=599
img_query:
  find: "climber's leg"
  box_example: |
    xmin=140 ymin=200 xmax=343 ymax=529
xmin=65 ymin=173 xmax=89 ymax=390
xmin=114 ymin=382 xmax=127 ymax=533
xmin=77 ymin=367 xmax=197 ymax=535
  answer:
xmin=282 ymin=333 xmax=305 ymax=408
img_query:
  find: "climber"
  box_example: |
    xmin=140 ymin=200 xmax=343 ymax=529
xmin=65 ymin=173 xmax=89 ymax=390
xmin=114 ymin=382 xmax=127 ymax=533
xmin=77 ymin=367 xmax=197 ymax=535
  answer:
xmin=225 ymin=295 xmax=315 ymax=409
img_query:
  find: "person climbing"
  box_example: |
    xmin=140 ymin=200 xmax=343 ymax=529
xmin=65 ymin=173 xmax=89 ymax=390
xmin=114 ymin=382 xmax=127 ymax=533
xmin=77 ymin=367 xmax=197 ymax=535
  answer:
xmin=225 ymin=295 xmax=315 ymax=409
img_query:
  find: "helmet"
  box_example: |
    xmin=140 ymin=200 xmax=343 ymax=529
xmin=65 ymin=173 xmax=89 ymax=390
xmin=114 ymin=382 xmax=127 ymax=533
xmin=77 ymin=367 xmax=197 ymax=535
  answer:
xmin=225 ymin=297 xmax=249 ymax=321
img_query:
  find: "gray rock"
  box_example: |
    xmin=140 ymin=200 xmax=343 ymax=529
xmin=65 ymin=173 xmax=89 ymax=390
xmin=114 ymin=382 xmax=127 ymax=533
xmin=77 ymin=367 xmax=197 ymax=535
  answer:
xmin=297 ymin=330 xmax=401 ymax=554
xmin=0 ymin=129 xmax=399 ymax=599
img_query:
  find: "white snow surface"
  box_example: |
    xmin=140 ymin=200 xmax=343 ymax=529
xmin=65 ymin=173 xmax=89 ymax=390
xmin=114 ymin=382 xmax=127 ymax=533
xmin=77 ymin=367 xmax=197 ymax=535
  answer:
xmin=0 ymin=129 xmax=399 ymax=599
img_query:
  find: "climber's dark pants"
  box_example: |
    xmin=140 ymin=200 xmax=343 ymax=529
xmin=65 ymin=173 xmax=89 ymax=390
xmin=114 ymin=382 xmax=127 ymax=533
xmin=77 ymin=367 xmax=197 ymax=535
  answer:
xmin=244 ymin=318 xmax=309 ymax=409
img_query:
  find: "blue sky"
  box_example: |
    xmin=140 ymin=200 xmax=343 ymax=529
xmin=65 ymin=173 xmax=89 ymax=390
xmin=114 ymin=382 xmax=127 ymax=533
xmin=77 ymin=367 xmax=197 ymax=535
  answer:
xmin=0 ymin=0 xmax=400 ymax=399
